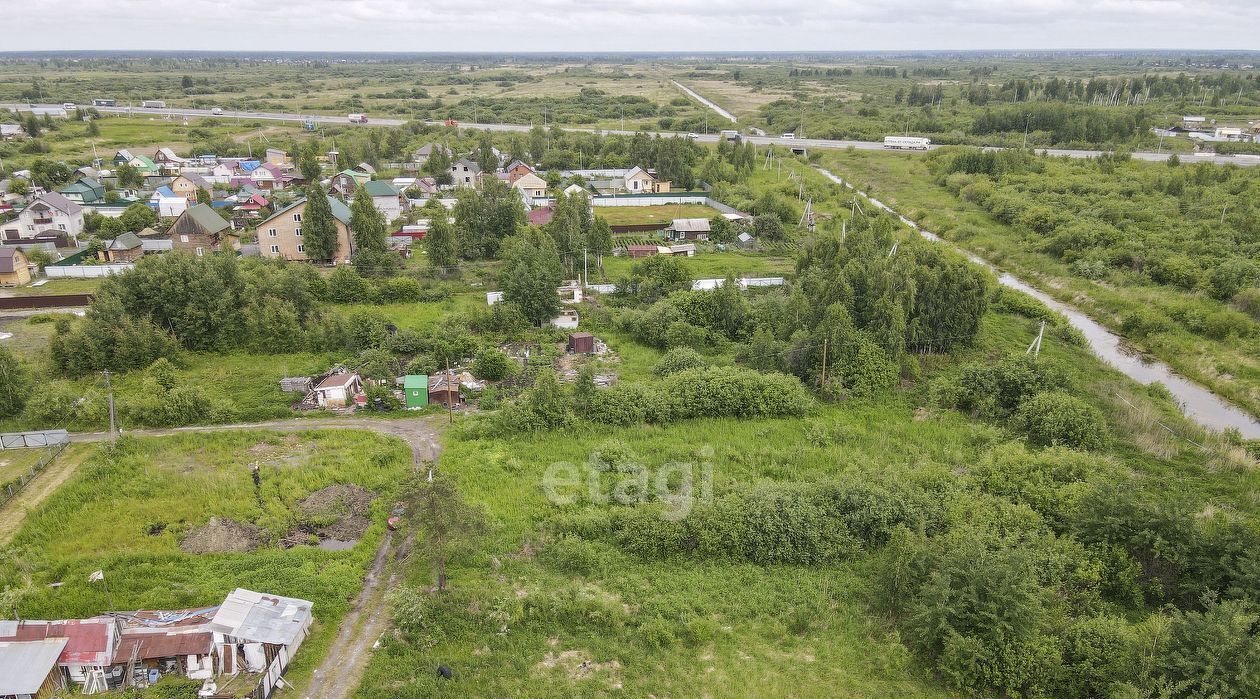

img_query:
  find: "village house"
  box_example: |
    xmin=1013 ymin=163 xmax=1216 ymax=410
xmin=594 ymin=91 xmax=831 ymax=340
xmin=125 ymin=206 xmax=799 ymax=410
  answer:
xmin=168 ymin=173 xmax=213 ymax=203
xmin=411 ymin=143 xmax=451 ymax=168
xmin=0 ymin=639 xmax=68 ymax=699
xmin=97 ymin=232 xmax=145 ymax=263
xmin=428 ymin=373 xmax=464 ymax=407
xmin=0 ymin=123 xmax=24 ymax=141
xmin=100 ymin=608 xmax=219 ymax=685
xmin=153 ymin=147 xmax=189 ymax=175
xmin=450 ymin=159 xmax=481 ymax=187
xmin=112 ymin=149 xmax=135 ymax=167
xmin=168 ymin=203 xmax=235 ymax=256
xmin=666 ymin=217 xmax=711 ymax=241
xmin=363 ymin=180 xmax=405 ymax=222
xmin=503 ymin=159 xmax=534 ymax=183
xmin=1 ymin=192 xmax=84 ymax=242
xmin=149 ymin=186 xmax=187 ymax=218
xmin=329 ymin=169 xmax=370 ymax=198
xmin=563 ymin=182 xmax=589 ymax=197
xmin=0 ymin=247 xmax=32 ymax=286
xmin=250 ymin=162 xmax=292 ymax=191
xmin=264 ymin=148 xmax=289 ymax=166
xmin=0 ymin=618 xmax=121 ymax=693
xmin=205 ymin=589 xmax=312 ymax=699
xmin=512 ymin=172 xmax=548 ymax=200
xmin=58 ymin=177 xmax=106 ymax=205
xmin=258 ymin=195 xmax=355 ymax=263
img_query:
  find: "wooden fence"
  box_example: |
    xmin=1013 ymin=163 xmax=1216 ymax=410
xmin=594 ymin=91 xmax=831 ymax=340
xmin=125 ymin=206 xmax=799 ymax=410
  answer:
xmin=0 ymin=294 xmax=93 ymax=310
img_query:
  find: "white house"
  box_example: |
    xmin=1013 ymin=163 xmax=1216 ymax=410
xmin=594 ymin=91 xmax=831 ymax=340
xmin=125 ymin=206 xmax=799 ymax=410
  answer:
xmin=1 ymin=192 xmax=85 ymax=241
xmin=450 ymin=159 xmax=481 ymax=187
xmin=311 ymin=371 xmax=362 ymax=408
xmin=149 ymin=187 xmax=188 ymax=218
xmin=624 ymin=166 xmax=656 ymax=193
xmin=363 ymin=180 xmax=405 ymax=223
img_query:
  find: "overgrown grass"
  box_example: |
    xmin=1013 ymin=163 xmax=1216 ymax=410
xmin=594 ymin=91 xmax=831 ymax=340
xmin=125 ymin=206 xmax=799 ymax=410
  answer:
xmin=593 ymin=204 xmax=721 ymax=227
xmin=2 ymin=429 xmax=412 ymax=692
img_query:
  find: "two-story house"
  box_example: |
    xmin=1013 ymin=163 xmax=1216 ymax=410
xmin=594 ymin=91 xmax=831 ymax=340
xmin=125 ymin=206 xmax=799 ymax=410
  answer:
xmin=1 ymin=192 xmax=84 ymax=241
xmin=258 ymin=195 xmax=354 ymax=264
xmin=169 ymin=173 xmax=213 ymax=204
xmin=512 ymin=172 xmax=548 ymax=201
xmin=59 ymin=177 xmax=106 ymax=205
xmin=168 ymin=203 xmax=235 ymax=256
xmin=362 ymin=180 xmax=405 ymax=223
xmin=450 ymin=159 xmax=481 ymax=187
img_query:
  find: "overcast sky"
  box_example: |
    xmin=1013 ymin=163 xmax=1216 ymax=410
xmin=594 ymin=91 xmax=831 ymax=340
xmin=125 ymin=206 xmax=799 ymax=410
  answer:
xmin=5 ymin=0 xmax=1258 ymax=52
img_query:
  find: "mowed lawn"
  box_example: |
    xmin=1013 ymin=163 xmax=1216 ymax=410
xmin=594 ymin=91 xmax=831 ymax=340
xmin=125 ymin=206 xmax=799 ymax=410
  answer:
xmin=594 ymin=204 xmax=722 ymax=227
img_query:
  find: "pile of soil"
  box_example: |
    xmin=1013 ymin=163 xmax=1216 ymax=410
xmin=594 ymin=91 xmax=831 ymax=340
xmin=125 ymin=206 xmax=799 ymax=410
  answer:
xmin=299 ymin=484 xmax=376 ymax=519
xmin=180 ymin=517 xmax=266 ymax=554
xmin=298 ymin=484 xmax=377 ymax=542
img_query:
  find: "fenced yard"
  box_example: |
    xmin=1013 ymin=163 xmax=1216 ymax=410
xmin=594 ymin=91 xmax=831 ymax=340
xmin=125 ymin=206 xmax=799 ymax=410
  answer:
xmin=0 ymin=441 xmax=67 ymax=509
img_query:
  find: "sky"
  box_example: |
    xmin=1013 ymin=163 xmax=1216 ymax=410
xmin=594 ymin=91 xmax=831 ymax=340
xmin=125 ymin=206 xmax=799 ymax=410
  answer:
xmin=4 ymin=0 xmax=1258 ymax=52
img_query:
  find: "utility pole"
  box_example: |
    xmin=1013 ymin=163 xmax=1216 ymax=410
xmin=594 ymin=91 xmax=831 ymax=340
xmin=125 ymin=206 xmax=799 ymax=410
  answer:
xmin=102 ymin=370 xmax=117 ymax=444
xmin=583 ymin=247 xmax=588 ymax=287
xmin=1026 ymin=320 xmax=1045 ymax=356
xmin=1221 ymin=202 xmax=1229 ymax=225
xmin=819 ymin=338 xmax=828 ymax=389
xmin=445 ymin=358 xmax=454 ymax=425
xmin=1023 ymin=113 xmax=1032 ymax=149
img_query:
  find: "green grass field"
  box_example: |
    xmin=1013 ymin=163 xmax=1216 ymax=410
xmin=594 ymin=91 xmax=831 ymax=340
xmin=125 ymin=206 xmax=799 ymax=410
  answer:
xmin=594 ymin=249 xmax=794 ymax=281
xmin=3 ymin=429 xmax=412 ymax=691
xmin=594 ymin=203 xmax=721 ymax=227
xmin=0 ymin=447 xmax=51 ymax=485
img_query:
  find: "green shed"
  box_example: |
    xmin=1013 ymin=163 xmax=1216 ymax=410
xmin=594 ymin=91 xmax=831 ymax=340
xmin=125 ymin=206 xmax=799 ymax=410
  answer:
xmin=403 ymin=375 xmax=429 ymax=409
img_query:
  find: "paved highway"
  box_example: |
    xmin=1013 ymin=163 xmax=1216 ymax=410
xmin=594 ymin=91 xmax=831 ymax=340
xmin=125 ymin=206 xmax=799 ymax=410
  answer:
xmin=6 ymin=103 xmax=1255 ymax=167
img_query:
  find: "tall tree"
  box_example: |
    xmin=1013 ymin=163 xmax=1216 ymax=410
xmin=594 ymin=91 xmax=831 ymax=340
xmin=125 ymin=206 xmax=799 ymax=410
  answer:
xmin=399 ymin=475 xmax=487 ymax=592
xmin=298 ymin=149 xmax=321 ymax=183
xmin=301 ymin=186 xmax=340 ymax=262
xmin=349 ymin=186 xmax=387 ymax=253
xmin=475 ymin=132 xmax=498 ymax=173
xmin=453 ymin=177 xmax=525 ymax=260
xmin=424 ymin=216 xmax=458 ymax=270
xmin=500 ymin=228 xmax=563 ymax=326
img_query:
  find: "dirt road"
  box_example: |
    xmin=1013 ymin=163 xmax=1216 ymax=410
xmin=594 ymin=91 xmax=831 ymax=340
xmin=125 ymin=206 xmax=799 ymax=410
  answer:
xmin=0 ymin=444 xmax=94 ymax=545
xmin=67 ymin=415 xmax=446 ymax=699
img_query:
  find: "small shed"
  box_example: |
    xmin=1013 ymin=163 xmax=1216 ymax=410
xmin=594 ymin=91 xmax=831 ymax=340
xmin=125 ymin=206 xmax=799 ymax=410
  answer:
xmin=568 ymin=332 xmax=595 ymax=354
xmin=0 ymin=638 xmax=68 ymax=699
xmin=626 ymin=244 xmax=660 ymax=259
xmin=312 ymin=372 xmax=362 ymax=408
xmin=403 ymin=375 xmax=429 ymax=409
xmin=428 ymin=374 xmax=463 ymax=408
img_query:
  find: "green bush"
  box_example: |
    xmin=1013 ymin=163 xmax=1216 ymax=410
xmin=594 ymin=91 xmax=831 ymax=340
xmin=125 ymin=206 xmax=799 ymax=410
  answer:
xmin=1202 ymin=309 xmax=1254 ymax=340
xmin=1013 ymin=391 xmax=1106 ymax=451
xmin=652 ymin=347 xmax=707 ymax=376
xmin=472 ymin=347 xmax=514 ymax=381
xmin=931 ymin=354 xmax=1065 ymax=420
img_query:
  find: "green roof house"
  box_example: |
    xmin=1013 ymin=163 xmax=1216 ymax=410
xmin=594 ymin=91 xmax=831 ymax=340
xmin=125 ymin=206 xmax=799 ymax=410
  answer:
xmin=403 ymin=375 xmax=429 ymax=409
xmin=59 ymin=177 xmax=106 ymax=205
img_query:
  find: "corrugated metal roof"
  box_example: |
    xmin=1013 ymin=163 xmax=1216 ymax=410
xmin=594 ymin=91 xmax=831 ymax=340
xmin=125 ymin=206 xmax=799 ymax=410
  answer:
xmin=115 ymin=631 xmax=212 ymax=661
xmin=207 ymin=589 xmax=312 ymax=646
xmin=0 ymin=619 xmax=115 ymax=666
xmin=0 ymin=639 xmax=67 ymax=694
xmin=670 ymin=218 xmax=710 ymax=232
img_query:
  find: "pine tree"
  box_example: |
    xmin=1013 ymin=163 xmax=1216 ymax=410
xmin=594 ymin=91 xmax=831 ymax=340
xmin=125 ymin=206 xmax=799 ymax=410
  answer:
xmin=349 ymin=186 xmax=387 ymax=253
xmin=302 ymin=186 xmax=340 ymax=262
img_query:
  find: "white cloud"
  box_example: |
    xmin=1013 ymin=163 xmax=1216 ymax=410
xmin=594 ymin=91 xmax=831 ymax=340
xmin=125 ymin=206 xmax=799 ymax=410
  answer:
xmin=3 ymin=0 xmax=1257 ymax=50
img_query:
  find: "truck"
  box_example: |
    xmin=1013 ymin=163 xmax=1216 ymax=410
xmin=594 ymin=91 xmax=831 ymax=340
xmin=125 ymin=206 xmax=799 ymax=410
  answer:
xmin=348 ymin=113 xmax=368 ymax=124
xmin=444 ymin=118 xmax=459 ymax=127
xmin=883 ymin=135 xmax=931 ymax=151
xmin=719 ymin=129 xmax=741 ymax=143
xmin=92 ymin=98 xmax=116 ymax=107
xmin=141 ymin=100 xmax=166 ymax=109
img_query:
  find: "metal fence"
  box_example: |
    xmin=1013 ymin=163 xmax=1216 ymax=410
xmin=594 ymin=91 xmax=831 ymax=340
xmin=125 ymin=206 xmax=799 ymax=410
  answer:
xmin=0 ymin=441 xmax=68 ymax=509
xmin=1 ymin=430 xmax=70 ymax=449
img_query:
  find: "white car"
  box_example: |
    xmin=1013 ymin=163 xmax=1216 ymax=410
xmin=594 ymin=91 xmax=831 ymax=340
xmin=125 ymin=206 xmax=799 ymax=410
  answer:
xmin=211 ymin=107 xmax=223 ymax=115
xmin=781 ymin=133 xmax=796 ymax=140
xmin=63 ymin=103 xmax=76 ymax=110
xmin=686 ymin=132 xmax=700 ymax=139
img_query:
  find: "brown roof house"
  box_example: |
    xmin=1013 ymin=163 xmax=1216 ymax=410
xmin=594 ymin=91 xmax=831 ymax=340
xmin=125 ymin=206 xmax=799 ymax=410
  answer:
xmin=97 ymin=232 xmax=145 ymax=263
xmin=0 ymin=247 xmax=32 ymax=286
xmin=311 ymin=371 xmax=362 ymax=409
xmin=169 ymin=204 xmax=236 ymax=256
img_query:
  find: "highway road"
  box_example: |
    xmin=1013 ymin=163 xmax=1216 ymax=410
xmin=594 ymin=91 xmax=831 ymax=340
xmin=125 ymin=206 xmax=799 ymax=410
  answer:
xmin=5 ymin=102 xmax=1255 ymax=167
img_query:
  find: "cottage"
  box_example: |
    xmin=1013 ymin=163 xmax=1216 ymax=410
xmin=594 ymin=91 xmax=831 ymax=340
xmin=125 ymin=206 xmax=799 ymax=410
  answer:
xmin=149 ymin=187 xmax=188 ymax=218
xmin=411 ymin=143 xmax=452 ymax=167
xmin=168 ymin=204 xmax=234 ymax=256
xmin=666 ymin=218 xmax=711 ymax=242
xmin=153 ymin=147 xmax=189 ymax=174
xmin=1 ymin=192 xmax=85 ymax=242
xmin=264 ymin=148 xmax=289 ymax=166
xmin=205 ymin=589 xmax=312 ymax=699
xmin=363 ymin=180 xmax=405 ymax=222
xmin=563 ymin=182 xmax=588 ymax=197
xmin=0 ymin=639 xmax=68 ymax=699
xmin=512 ymin=172 xmax=548 ymax=200
xmin=168 ymin=173 xmax=212 ymax=203
xmin=450 ymin=159 xmax=481 ymax=187
xmin=0 ymin=248 xmax=31 ymax=286
xmin=250 ymin=163 xmax=288 ymax=191
xmin=667 ymin=243 xmax=697 ymax=257
xmin=258 ymin=196 xmax=354 ymax=263
xmin=311 ymin=371 xmax=362 ymax=408
xmin=626 ymin=244 xmax=662 ymax=258
xmin=59 ymin=177 xmax=106 ymax=205
xmin=0 ymin=124 xmax=24 ymax=141
xmin=112 ymin=150 xmax=135 ymax=167
xmin=504 ymin=159 xmax=534 ymax=182
xmin=403 ymin=374 xmax=429 ymax=409
xmin=329 ymin=169 xmax=370 ymax=198
xmin=98 ymin=232 xmax=144 ymax=263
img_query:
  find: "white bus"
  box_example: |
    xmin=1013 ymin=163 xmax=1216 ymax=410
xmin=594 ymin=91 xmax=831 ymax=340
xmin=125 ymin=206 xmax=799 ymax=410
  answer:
xmin=883 ymin=136 xmax=931 ymax=150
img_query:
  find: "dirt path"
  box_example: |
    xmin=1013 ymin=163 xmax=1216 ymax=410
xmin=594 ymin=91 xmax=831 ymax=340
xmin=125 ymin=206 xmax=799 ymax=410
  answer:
xmin=69 ymin=415 xmax=446 ymax=699
xmin=0 ymin=444 xmax=93 ymax=545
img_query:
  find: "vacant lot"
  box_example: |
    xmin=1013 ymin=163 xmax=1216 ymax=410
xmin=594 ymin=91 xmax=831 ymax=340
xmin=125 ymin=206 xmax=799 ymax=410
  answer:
xmin=595 ymin=203 xmax=721 ymax=227
xmin=596 ymin=250 xmax=794 ymax=281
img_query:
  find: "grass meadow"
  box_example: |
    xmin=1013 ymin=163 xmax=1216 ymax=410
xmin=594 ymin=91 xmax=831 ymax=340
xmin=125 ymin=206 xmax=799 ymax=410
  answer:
xmin=2 ymin=429 xmax=412 ymax=691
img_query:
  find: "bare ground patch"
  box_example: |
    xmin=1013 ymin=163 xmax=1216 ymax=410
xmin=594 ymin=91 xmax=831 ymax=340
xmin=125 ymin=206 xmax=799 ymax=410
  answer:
xmin=180 ymin=516 xmax=267 ymax=553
